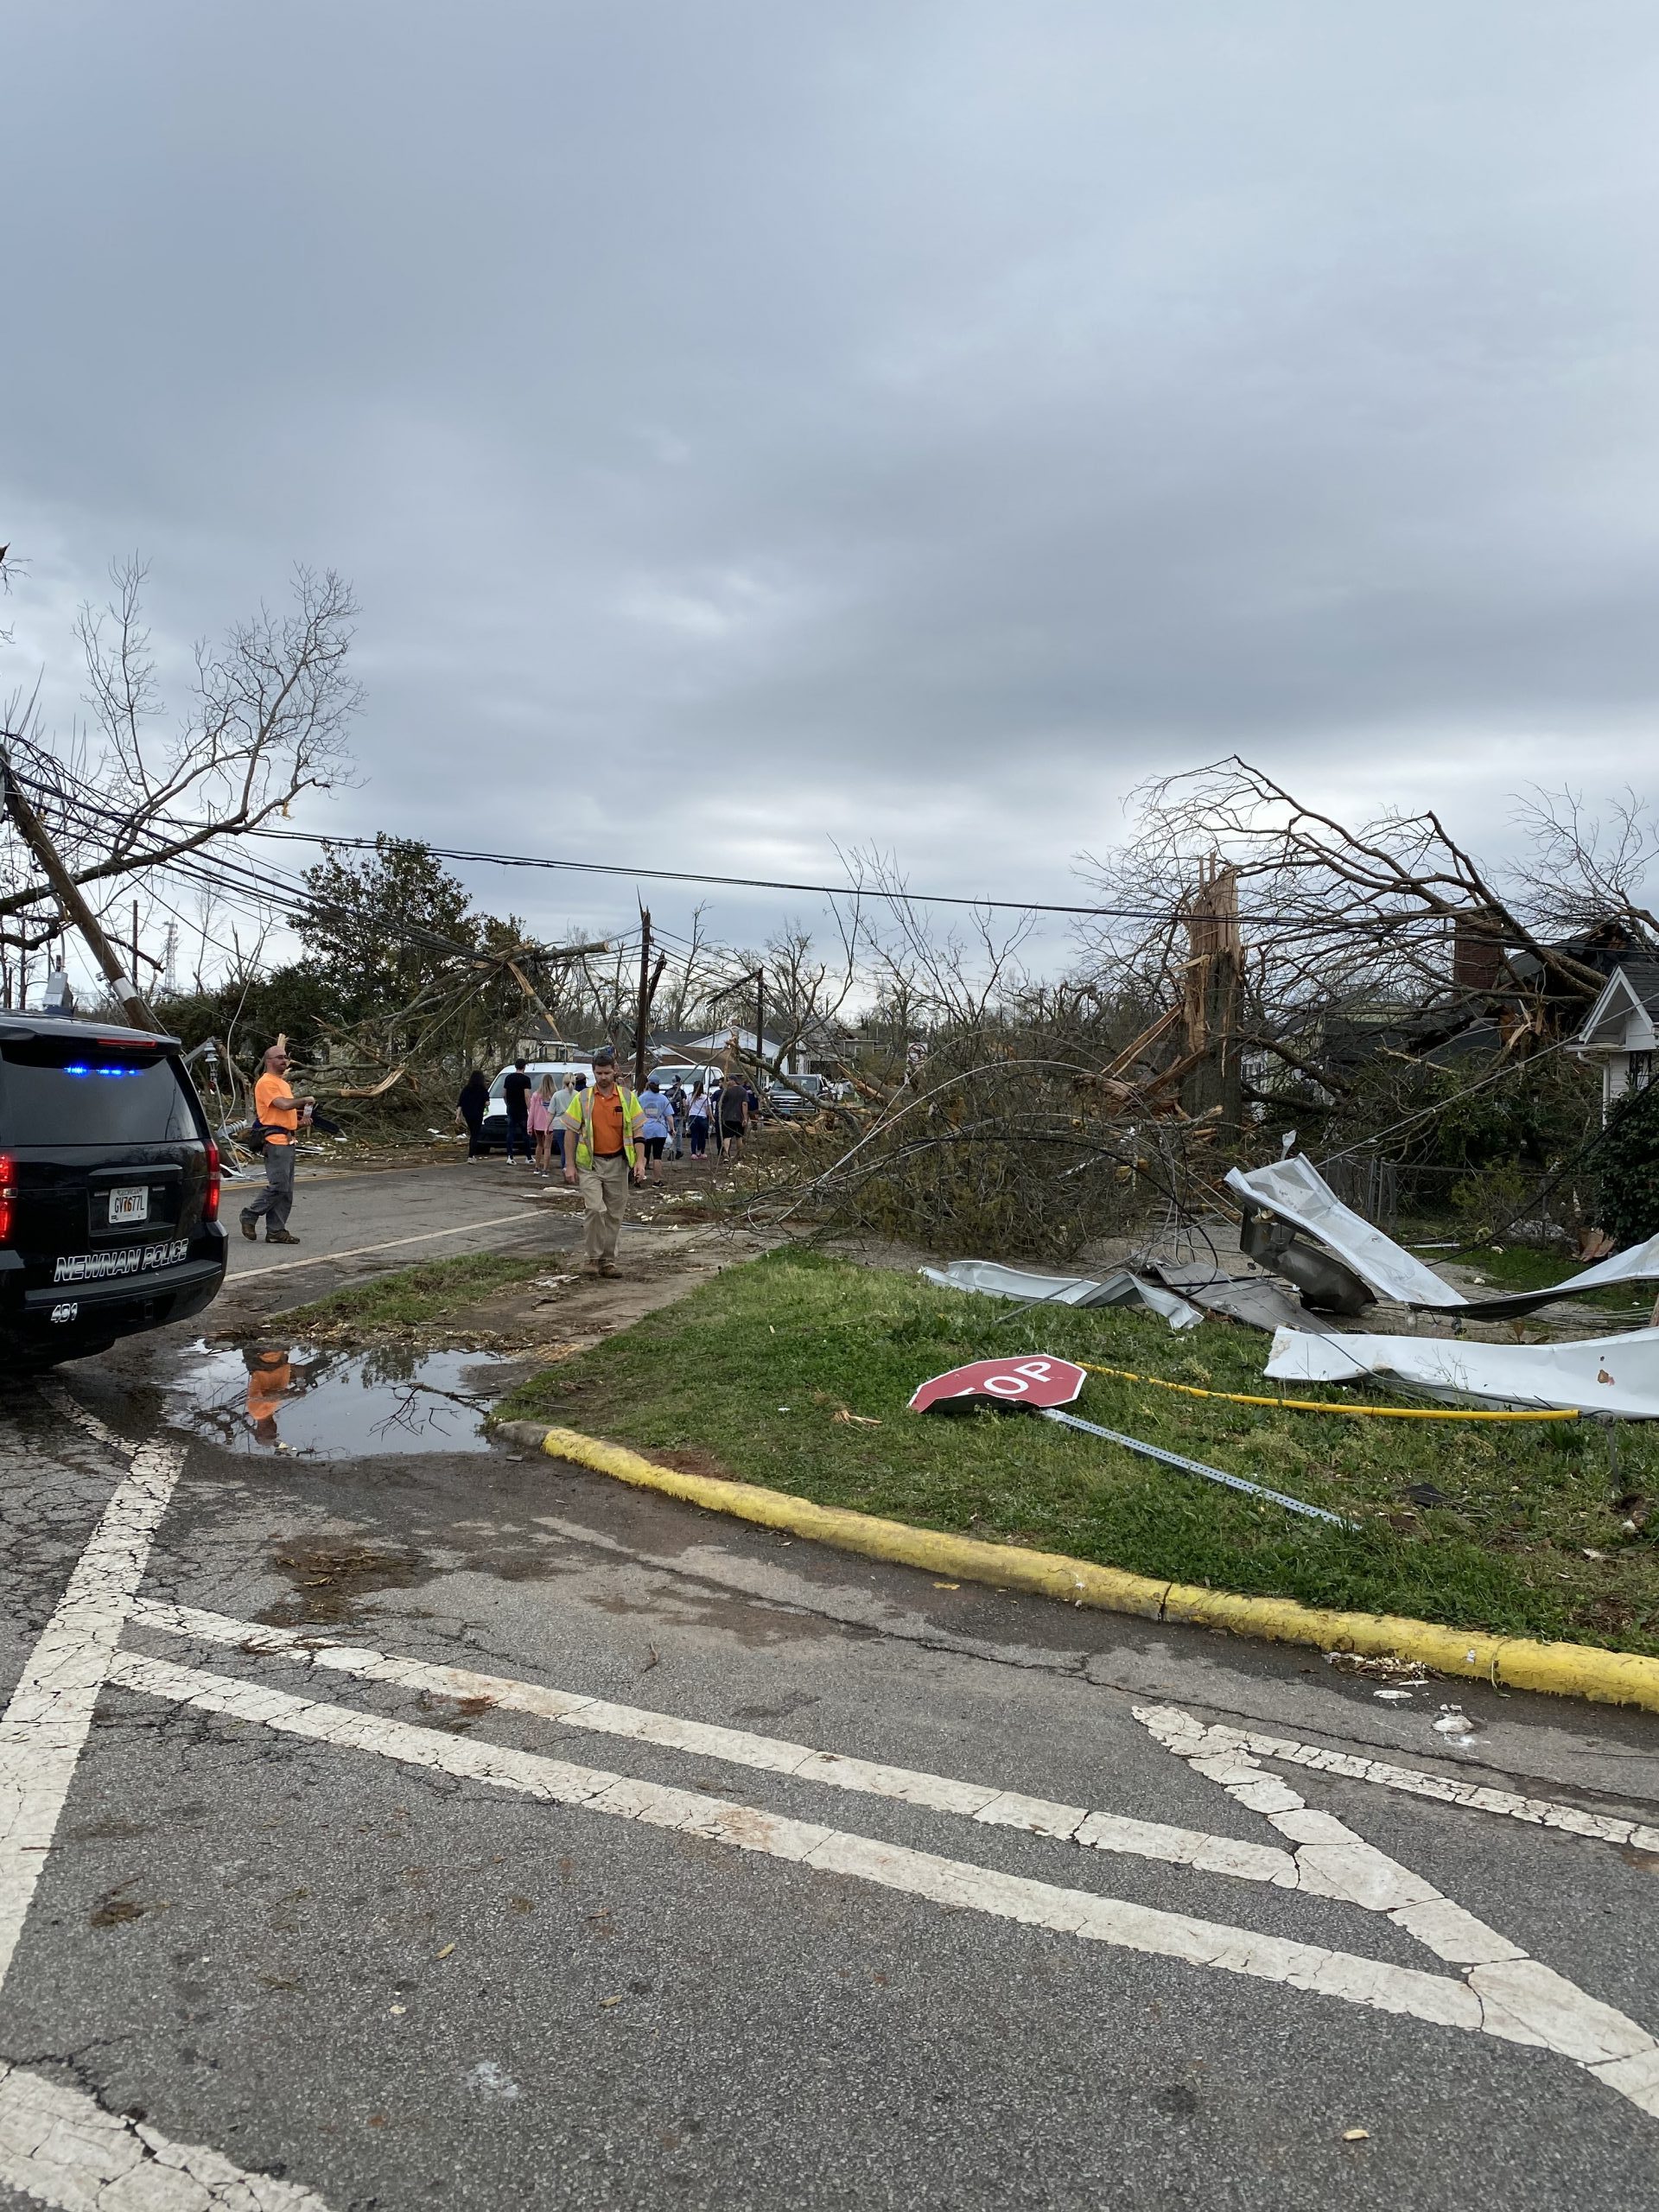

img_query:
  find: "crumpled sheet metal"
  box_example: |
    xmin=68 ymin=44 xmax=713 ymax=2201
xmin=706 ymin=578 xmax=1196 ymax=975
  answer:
xmin=1264 ymin=1324 xmax=1659 ymax=1419
xmin=918 ymin=1260 xmax=1203 ymax=1331
xmin=1227 ymin=1155 xmax=1659 ymax=1316
xmin=1147 ymin=1265 xmax=1338 ymax=1337
xmin=1226 ymin=1157 xmax=1465 ymax=1307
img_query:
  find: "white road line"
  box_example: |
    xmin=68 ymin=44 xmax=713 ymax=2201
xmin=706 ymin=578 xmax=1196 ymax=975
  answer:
xmin=1151 ymin=1710 xmax=1659 ymax=1855
xmin=0 ymin=1441 xmax=184 ymax=1991
xmin=1135 ymin=1703 xmax=1659 ymax=2107
xmin=35 ymin=1385 xmax=137 ymax=1463
xmin=230 ymin=1212 xmax=539 ymax=1280
xmin=128 ymin=1600 xmax=1293 ymax=1888
xmin=103 ymin=1648 xmax=1659 ymax=2119
xmin=0 ymin=2056 xmax=329 ymax=2212
xmin=108 ymin=1627 xmax=1659 ymax=2121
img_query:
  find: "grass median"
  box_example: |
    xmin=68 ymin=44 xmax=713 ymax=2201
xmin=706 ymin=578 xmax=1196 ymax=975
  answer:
xmin=497 ymin=1245 xmax=1659 ymax=1656
xmin=270 ymin=1250 xmax=548 ymax=1338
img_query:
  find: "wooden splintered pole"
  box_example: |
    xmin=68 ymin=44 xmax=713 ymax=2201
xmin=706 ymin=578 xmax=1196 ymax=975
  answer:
xmin=0 ymin=752 xmax=160 ymax=1032
xmin=1180 ymin=856 xmax=1242 ymax=1133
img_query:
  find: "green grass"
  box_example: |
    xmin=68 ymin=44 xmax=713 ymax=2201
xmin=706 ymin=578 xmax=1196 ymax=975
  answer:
xmin=275 ymin=1250 xmax=546 ymax=1334
xmin=498 ymin=1247 xmax=1659 ymax=1655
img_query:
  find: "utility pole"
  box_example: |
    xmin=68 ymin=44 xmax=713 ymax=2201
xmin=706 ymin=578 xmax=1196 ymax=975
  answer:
xmin=630 ymin=910 xmax=667 ymax=1093
xmin=0 ymin=749 xmax=160 ymax=1032
xmin=633 ymin=909 xmax=652 ymax=1091
xmin=755 ymin=966 xmax=766 ymax=1084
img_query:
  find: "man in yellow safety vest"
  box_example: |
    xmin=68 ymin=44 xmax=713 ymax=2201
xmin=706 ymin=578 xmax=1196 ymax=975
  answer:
xmin=563 ymin=1046 xmax=646 ymax=1276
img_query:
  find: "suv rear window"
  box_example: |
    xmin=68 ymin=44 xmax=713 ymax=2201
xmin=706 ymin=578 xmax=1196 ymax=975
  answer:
xmin=0 ymin=1037 xmax=198 ymax=1145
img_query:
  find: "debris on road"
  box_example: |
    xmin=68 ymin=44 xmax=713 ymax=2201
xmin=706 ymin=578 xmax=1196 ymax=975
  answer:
xmin=1325 ymin=1651 xmax=1430 ymax=1684
xmin=1434 ymin=1704 xmax=1481 ymax=1745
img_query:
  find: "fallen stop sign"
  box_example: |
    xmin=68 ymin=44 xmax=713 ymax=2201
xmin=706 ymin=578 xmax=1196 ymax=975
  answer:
xmin=908 ymin=1355 xmax=1087 ymax=1414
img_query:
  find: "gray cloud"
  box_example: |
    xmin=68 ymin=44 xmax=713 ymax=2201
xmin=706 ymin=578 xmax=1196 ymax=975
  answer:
xmin=4 ymin=0 xmax=1656 ymax=968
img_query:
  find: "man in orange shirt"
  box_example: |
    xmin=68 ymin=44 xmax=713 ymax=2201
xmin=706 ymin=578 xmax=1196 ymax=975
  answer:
xmin=562 ymin=1046 xmax=645 ymax=1276
xmin=240 ymin=1043 xmax=315 ymax=1245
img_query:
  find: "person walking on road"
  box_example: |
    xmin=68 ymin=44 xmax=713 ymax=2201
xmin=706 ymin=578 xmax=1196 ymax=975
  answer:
xmin=550 ymin=1074 xmax=575 ymax=1173
xmin=501 ymin=1058 xmax=532 ymax=1164
xmin=563 ymin=1047 xmax=645 ymax=1276
xmin=456 ymin=1068 xmax=489 ymax=1160
xmin=530 ymin=1072 xmax=557 ymax=1174
xmin=637 ymin=1077 xmax=674 ymax=1184
xmin=718 ymin=1074 xmax=748 ymax=1165
xmin=668 ymin=1079 xmax=688 ymax=1160
xmin=240 ymin=1043 xmax=314 ymax=1244
xmin=685 ymin=1084 xmax=710 ymax=1160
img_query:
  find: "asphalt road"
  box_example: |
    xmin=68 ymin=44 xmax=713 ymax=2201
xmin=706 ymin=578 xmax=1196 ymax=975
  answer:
xmin=3 ymin=1159 xmax=1658 ymax=2210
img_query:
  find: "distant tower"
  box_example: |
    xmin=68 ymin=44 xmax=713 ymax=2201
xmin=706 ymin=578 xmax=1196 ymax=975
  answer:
xmin=162 ymin=920 xmax=179 ymax=996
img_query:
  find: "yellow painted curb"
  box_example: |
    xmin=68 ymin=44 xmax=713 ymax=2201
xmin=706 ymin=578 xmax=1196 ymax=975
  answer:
xmin=525 ymin=1421 xmax=1659 ymax=1716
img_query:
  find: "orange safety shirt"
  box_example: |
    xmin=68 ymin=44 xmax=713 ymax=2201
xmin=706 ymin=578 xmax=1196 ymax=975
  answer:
xmin=588 ymin=1087 xmax=626 ymax=1156
xmin=255 ymin=1071 xmax=300 ymax=1145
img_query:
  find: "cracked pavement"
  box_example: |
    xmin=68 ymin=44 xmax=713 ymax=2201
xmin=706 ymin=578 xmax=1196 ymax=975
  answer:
xmin=3 ymin=1162 xmax=1659 ymax=2209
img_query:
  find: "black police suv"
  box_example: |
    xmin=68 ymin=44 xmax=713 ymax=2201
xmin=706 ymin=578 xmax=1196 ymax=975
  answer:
xmin=0 ymin=1013 xmax=227 ymax=1370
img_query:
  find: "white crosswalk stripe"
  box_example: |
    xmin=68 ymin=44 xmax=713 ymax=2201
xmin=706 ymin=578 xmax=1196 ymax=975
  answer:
xmin=114 ymin=1600 xmax=1659 ymax=2122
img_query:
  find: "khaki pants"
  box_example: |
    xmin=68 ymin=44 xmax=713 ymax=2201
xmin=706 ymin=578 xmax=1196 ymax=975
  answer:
xmin=580 ymin=1153 xmax=632 ymax=1268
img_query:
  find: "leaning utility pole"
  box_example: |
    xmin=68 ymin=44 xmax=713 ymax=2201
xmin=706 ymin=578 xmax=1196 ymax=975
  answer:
xmin=633 ymin=910 xmax=652 ymax=1090
xmin=631 ymin=908 xmax=666 ymax=1091
xmin=0 ymin=748 xmax=160 ymax=1032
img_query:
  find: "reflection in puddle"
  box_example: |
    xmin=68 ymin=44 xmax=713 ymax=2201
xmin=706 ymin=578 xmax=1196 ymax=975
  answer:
xmin=167 ymin=1343 xmax=508 ymax=1457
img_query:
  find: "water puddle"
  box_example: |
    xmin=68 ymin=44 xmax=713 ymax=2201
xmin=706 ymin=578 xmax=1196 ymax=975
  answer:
xmin=165 ymin=1342 xmax=509 ymax=1458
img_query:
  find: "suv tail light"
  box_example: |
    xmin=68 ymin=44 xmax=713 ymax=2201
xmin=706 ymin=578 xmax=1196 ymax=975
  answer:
xmin=0 ymin=1154 xmax=13 ymax=1245
xmin=203 ymin=1139 xmax=221 ymax=1226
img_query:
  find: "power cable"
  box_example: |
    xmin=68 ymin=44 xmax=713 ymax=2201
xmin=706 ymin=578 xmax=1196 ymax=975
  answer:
xmin=239 ymin=824 xmax=1538 ymax=942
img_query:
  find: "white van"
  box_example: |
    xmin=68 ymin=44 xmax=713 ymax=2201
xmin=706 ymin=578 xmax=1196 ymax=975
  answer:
xmin=479 ymin=1056 xmax=595 ymax=1151
xmin=646 ymin=1060 xmax=726 ymax=1097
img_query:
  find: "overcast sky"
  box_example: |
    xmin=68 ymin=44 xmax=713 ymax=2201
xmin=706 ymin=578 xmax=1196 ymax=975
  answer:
xmin=4 ymin=1 xmax=1658 ymax=977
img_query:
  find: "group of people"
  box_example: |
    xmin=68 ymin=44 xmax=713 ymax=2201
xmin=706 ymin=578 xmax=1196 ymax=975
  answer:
xmin=454 ymin=1061 xmax=760 ymax=1175
xmin=450 ymin=1053 xmax=762 ymax=1277
xmin=234 ymin=1039 xmax=762 ymax=1275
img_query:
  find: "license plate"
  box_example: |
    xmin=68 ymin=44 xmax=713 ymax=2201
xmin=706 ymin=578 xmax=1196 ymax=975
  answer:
xmin=108 ymin=1186 xmax=149 ymax=1225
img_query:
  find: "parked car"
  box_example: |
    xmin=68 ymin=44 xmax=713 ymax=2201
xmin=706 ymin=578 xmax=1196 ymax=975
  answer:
xmin=647 ymin=1061 xmax=724 ymax=1098
xmin=766 ymin=1072 xmax=829 ymax=1119
xmin=477 ymin=1057 xmax=594 ymax=1152
xmin=0 ymin=1012 xmax=227 ymax=1369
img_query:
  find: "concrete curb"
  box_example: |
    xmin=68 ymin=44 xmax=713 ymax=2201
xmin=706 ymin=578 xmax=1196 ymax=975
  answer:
xmin=497 ymin=1419 xmax=1659 ymax=1715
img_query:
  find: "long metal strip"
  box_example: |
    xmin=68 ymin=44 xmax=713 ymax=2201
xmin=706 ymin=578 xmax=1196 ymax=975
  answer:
xmin=1039 ymin=1407 xmax=1354 ymax=1527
